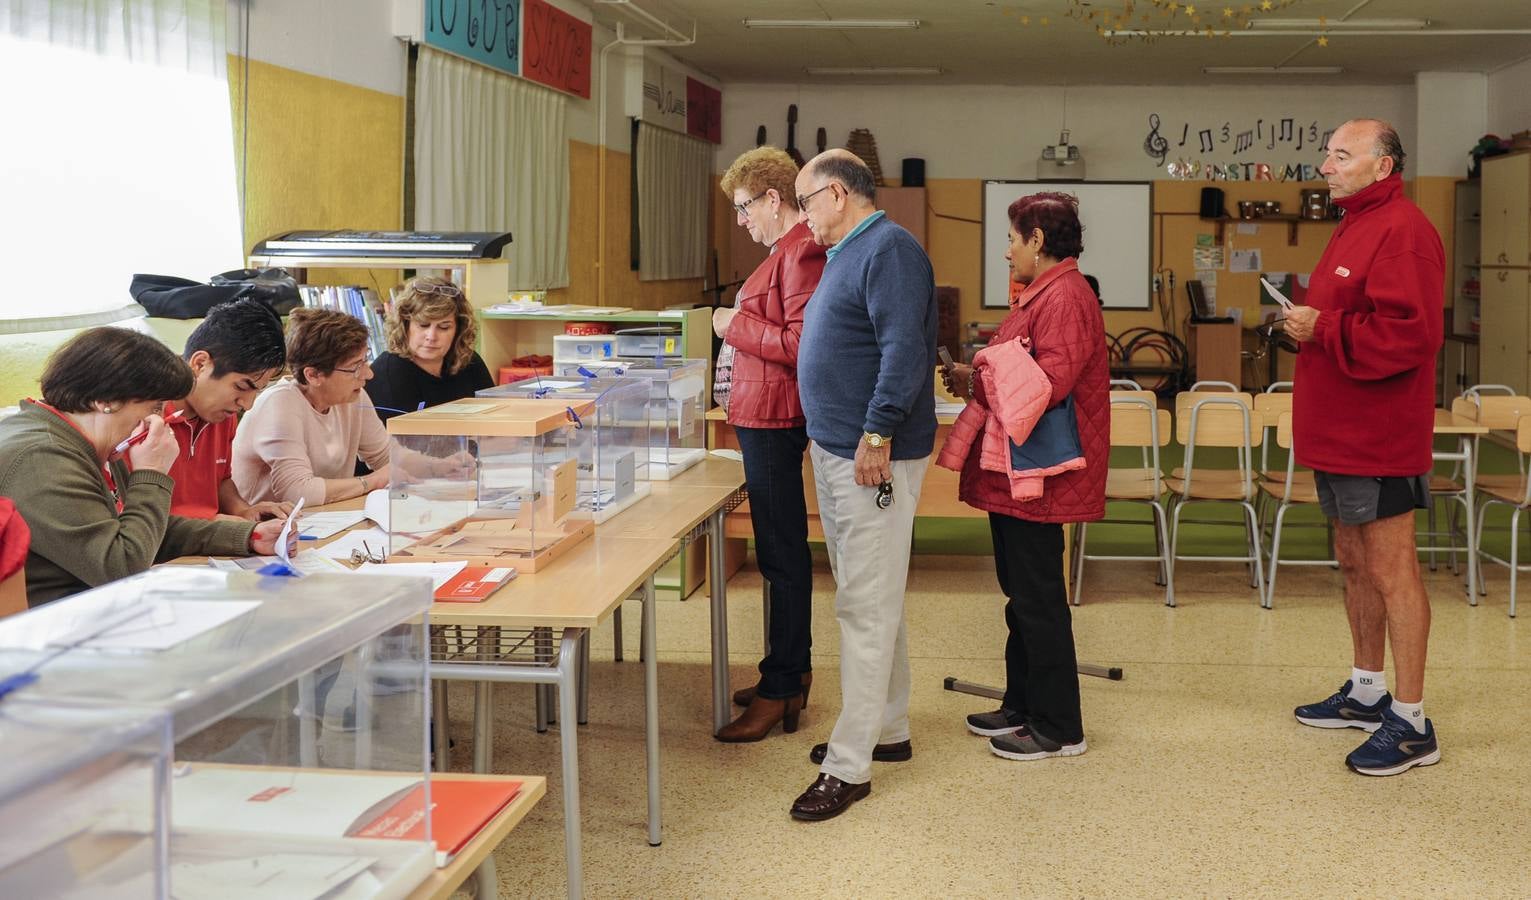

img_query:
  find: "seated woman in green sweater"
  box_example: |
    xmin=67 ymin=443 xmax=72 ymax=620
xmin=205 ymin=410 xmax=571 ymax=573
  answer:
xmin=0 ymin=327 xmax=291 ymax=607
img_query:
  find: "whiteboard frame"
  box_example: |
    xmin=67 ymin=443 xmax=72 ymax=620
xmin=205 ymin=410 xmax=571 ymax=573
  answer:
xmin=981 ymin=180 xmax=1154 ymax=310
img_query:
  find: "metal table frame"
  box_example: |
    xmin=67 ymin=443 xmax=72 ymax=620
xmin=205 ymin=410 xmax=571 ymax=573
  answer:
xmin=429 ymin=555 xmax=672 ymax=900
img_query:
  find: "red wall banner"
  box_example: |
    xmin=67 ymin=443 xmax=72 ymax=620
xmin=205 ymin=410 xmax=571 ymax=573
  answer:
xmin=686 ymin=77 xmax=721 ymax=144
xmin=522 ymin=0 xmax=591 ymax=99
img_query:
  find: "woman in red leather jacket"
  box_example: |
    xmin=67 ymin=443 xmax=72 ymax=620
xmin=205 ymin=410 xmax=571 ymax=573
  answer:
xmin=713 ymin=147 xmax=827 ymax=742
xmin=942 ymin=193 xmax=1108 ymax=762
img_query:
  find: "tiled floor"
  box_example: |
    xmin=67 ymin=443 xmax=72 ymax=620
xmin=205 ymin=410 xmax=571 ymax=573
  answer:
xmin=447 ymin=550 xmax=1528 ymax=898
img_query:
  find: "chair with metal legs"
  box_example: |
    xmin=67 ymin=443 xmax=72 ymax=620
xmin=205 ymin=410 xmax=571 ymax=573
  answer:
xmin=1474 ymin=414 xmax=1531 ymax=617
xmin=1071 ymin=390 xmax=1173 ymax=606
xmin=1258 ymin=411 xmax=1336 ymax=609
xmin=1164 ymin=391 xmax=1265 ymax=604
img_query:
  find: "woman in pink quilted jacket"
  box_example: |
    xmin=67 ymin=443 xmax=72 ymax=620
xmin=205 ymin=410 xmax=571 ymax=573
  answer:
xmin=940 ymin=192 xmax=1108 ymax=762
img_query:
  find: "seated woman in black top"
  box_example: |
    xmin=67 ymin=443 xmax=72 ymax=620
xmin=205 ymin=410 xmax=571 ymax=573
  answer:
xmin=366 ymin=276 xmax=495 ymax=423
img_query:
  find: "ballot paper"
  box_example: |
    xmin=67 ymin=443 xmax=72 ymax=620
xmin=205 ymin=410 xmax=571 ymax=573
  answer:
xmin=297 ymin=509 xmax=368 ymax=541
xmin=1259 ymin=276 xmax=1296 ymax=311
xmin=274 ymin=498 xmax=304 ymax=570
xmin=316 ymin=527 xmax=392 ymax=562
xmin=352 ymin=561 xmax=467 ymax=590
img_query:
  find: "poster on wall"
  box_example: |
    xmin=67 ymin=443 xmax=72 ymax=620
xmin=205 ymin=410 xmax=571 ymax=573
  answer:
xmin=686 ymin=78 xmax=721 ymax=144
xmin=522 ymin=0 xmax=591 ymax=98
xmin=640 ymin=57 xmax=689 ymax=134
xmin=424 ymin=0 xmax=522 ymax=78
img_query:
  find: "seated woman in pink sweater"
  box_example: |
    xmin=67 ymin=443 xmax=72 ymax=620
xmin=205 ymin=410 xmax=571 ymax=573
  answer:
xmin=232 ymin=308 xmax=392 ymax=506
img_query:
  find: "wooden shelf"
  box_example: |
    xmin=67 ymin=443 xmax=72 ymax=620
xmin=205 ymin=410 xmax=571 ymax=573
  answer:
xmin=1207 ymin=214 xmax=1337 ymax=246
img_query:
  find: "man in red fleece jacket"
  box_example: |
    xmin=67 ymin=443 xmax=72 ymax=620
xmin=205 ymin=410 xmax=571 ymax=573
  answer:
xmin=1283 ymin=119 xmax=1444 ymax=777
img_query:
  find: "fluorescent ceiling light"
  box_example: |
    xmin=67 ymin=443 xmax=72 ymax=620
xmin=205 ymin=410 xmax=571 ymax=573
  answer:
xmin=743 ymin=18 xmax=921 ymax=30
xmin=806 ymin=66 xmax=942 ymax=76
xmin=1203 ymin=66 xmax=1345 ymax=75
xmin=1248 ymin=18 xmax=1430 ymax=30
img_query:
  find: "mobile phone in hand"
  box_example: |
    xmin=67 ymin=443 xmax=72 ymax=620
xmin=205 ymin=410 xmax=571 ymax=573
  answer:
xmin=937 ymin=346 xmax=955 ymax=369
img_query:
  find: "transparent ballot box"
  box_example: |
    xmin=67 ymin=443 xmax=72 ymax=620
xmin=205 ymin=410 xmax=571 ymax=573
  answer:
xmin=0 ymin=703 xmax=171 ymax=898
xmin=0 ymin=567 xmax=436 ymax=899
xmin=478 ymin=375 xmax=653 ymax=522
xmin=616 ymin=356 xmax=708 ymax=479
xmin=386 ymin=396 xmax=596 ymax=571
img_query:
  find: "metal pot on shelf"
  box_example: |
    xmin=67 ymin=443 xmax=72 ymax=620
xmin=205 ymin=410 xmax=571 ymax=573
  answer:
xmin=1300 ymin=188 xmax=1331 ymax=220
xmin=1237 ymin=201 xmax=1257 ymax=220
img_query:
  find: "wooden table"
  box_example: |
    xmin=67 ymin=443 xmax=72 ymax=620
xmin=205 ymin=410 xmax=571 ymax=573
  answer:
xmin=1433 ymin=408 xmax=1491 ymax=601
xmin=599 ymin=457 xmax=748 ymax=733
xmin=407 ymin=774 xmax=546 ymax=900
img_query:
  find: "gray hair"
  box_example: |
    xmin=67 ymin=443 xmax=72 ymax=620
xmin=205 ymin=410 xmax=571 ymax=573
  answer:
xmin=809 ymin=154 xmax=877 ymax=201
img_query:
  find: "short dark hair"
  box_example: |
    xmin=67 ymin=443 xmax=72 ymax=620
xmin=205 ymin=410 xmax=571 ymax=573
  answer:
xmin=285 ymin=307 xmax=371 ymax=384
xmin=1374 ymin=123 xmax=1407 ymax=175
xmin=1008 ymin=192 xmax=1085 ymax=260
xmin=184 ymin=298 xmax=286 ymax=376
xmin=40 ymin=327 xmax=194 ymax=413
xmin=810 ymin=154 xmax=877 ymax=201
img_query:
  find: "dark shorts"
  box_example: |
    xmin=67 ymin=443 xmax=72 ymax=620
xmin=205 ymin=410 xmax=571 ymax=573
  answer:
xmin=1313 ymin=470 xmax=1430 ymax=526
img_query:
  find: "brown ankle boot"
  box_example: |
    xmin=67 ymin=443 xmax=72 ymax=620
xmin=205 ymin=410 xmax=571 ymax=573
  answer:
xmin=733 ymin=672 xmax=814 ymax=709
xmin=715 ymin=692 xmax=805 ymax=742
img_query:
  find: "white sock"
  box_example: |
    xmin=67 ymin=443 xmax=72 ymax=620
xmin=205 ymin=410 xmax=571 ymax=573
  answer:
xmin=1348 ymin=668 xmax=1387 ymax=705
xmin=1391 ymin=699 xmax=1427 ymax=734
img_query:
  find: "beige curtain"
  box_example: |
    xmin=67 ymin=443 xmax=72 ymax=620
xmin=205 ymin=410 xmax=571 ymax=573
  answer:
xmin=415 ymin=47 xmax=569 ymax=291
xmin=635 ymin=121 xmax=709 ymax=281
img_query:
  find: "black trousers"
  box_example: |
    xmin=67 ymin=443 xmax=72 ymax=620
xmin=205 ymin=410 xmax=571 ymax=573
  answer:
xmin=736 ymin=425 xmax=814 ymax=699
xmin=989 ymin=513 xmax=1084 ymax=744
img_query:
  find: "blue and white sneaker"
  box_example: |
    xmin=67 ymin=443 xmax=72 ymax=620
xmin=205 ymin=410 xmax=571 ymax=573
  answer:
xmin=1294 ymin=680 xmax=1389 ymax=732
xmin=1346 ymin=708 xmax=1440 ymax=776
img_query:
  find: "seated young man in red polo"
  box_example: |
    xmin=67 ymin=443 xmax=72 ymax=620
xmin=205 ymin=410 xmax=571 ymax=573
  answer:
xmin=167 ymin=299 xmax=290 ymax=520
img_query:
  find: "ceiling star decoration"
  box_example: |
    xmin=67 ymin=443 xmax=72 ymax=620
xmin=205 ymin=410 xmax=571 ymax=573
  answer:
xmin=1043 ymin=0 xmax=1306 ymax=46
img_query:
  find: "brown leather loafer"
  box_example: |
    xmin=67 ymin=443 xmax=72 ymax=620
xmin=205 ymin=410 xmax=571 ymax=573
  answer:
xmin=809 ymin=739 xmax=912 ymax=765
xmin=789 ymin=773 xmax=870 ymax=821
xmin=734 ymin=672 xmax=813 ymax=709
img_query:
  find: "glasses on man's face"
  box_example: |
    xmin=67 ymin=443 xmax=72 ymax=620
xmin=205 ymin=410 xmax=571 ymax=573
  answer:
xmin=332 ymin=357 xmax=373 ymax=378
xmin=733 ymin=190 xmax=768 ymax=217
xmin=795 ymin=184 xmax=834 ymax=211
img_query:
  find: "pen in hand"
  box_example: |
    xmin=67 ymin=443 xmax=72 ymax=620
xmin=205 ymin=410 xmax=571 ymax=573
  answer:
xmin=113 ymin=408 xmax=186 ymax=455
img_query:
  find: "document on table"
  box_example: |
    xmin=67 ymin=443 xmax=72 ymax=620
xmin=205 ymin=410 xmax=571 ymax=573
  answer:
xmin=298 ymin=509 xmax=368 ymax=540
xmin=315 ymin=527 xmax=391 ymax=562
xmin=353 ymin=560 xmax=467 ymax=590
xmin=73 ymin=598 xmax=261 ymax=652
xmin=170 ymin=854 xmax=377 ymax=900
xmin=209 ymin=550 xmax=348 ymax=577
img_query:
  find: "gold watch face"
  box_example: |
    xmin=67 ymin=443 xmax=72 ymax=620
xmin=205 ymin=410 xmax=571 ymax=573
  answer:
xmin=864 ymin=432 xmax=885 ymax=448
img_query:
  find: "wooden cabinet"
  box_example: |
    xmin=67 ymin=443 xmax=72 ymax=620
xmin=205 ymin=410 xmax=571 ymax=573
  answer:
xmin=875 ymin=186 xmax=927 ymax=249
xmin=1482 ymin=153 xmax=1530 ymax=267
xmin=1479 ymin=268 xmax=1531 ymax=392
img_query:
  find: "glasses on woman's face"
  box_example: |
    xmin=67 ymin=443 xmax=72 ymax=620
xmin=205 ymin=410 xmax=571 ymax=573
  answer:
xmin=332 ymin=356 xmax=373 ymax=378
xmin=733 ymin=190 xmax=767 ymax=217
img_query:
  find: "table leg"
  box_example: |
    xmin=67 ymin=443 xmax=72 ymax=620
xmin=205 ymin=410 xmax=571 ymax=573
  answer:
xmin=642 ymin=574 xmax=662 ymax=847
xmin=474 ymin=626 xmax=498 ymax=773
xmin=297 ymin=672 xmax=317 ymax=768
xmin=577 ymin=630 xmax=590 ymax=726
xmin=535 ymin=627 xmax=552 ymax=732
xmin=554 ymin=628 xmax=584 ymax=898
xmin=354 ymin=644 xmax=374 ymax=768
xmin=709 ymin=508 xmax=730 ymax=734
xmin=612 ymin=604 xmax=624 ymax=662
xmin=431 ymin=679 xmax=449 ymax=773
xmin=472 ymin=854 xmax=497 ymax=900
xmin=1463 ymin=441 xmax=1480 ymax=603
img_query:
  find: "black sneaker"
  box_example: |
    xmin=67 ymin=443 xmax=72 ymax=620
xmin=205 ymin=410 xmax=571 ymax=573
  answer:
xmin=966 ymin=708 xmax=1026 ymax=737
xmin=989 ymin=725 xmax=1087 ymax=761
xmin=1294 ymin=680 xmax=1389 ymax=732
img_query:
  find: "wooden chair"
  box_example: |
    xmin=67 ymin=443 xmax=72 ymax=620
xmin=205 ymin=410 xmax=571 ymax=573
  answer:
xmin=1473 ymin=415 xmax=1531 ymax=618
xmin=1253 ymin=382 xmax=1294 ymax=483
xmin=1164 ymin=391 xmax=1265 ymax=603
xmin=1427 ymin=394 xmax=1531 ymax=577
xmin=1257 ymin=412 xmax=1335 ymax=609
xmin=1071 ymin=390 xmax=1173 ymax=606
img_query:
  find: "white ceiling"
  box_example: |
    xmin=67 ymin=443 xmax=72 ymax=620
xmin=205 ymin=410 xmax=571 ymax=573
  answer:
xmin=593 ymin=0 xmax=1531 ymax=85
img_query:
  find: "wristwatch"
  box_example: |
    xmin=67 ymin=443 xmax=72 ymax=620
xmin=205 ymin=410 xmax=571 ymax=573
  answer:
xmin=862 ymin=432 xmax=890 ymax=449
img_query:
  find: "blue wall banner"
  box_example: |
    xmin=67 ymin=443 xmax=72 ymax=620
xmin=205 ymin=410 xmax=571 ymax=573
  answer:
xmin=425 ymin=0 xmax=521 ymax=77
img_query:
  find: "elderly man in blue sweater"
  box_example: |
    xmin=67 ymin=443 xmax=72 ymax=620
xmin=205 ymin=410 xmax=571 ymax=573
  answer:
xmin=789 ymin=150 xmax=939 ymax=822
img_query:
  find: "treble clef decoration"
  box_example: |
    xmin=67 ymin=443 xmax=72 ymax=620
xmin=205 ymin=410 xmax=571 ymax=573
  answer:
xmin=1143 ymin=113 xmax=1169 ymax=165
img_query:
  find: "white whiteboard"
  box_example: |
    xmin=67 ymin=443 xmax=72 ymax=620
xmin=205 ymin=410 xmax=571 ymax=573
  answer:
xmin=982 ymin=181 xmax=1153 ymax=310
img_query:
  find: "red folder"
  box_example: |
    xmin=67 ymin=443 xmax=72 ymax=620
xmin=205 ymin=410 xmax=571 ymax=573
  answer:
xmin=434 ymin=566 xmax=517 ymax=602
xmin=353 ymin=777 xmax=523 ymax=865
